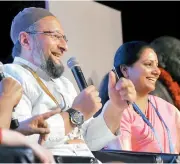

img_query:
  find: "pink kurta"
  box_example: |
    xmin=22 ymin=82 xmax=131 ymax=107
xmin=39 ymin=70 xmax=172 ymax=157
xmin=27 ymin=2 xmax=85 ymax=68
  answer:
xmin=105 ymin=95 xmax=180 ymax=154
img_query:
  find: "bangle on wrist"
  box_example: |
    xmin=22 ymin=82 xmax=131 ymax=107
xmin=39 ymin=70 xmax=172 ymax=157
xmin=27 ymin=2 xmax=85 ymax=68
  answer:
xmin=0 ymin=128 xmax=2 ymax=144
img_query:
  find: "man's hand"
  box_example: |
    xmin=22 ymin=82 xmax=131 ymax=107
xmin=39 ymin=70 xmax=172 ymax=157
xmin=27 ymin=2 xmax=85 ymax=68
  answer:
xmin=29 ymin=143 xmax=55 ymax=163
xmin=102 ymin=71 xmax=137 ymax=134
xmin=1 ymin=129 xmax=55 ymax=163
xmin=72 ymin=85 xmax=102 ymax=120
xmin=0 ymin=77 xmax=22 ymax=106
xmin=0 ymin=77 xmax=22 ymax=128
xmin=17 ymin=110 xmax=60 ymax=144
xmin=108 ymin=71 xmax=136 ymax=111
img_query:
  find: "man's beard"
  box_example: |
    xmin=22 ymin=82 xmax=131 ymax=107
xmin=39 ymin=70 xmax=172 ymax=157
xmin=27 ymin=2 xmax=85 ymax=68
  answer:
xmin=43 ymin=57 xmax=65 ymax=79
xmin=31 ymin=39 xmax=64 ymax=79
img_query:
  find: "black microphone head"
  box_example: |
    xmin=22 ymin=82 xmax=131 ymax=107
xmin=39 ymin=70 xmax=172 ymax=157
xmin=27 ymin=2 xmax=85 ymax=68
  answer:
xmin=0 ymin=61 xmax=3 ymax=74
xmin=67 ymin=57 xmax=80 ymax=69
xmin=0 ymin=62 xmax=5 ymax=81
xmin=67 ymin=57 xmax=88 ymax=91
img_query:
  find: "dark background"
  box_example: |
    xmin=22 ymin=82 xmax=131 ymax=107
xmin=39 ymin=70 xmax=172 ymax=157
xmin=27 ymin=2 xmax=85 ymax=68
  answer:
xmin=0 ymin=1 xmax=179 ymax=63
xmin=0 ymin=1 xmax=45 ymax=63
xmin=98 ymin=1 xmax=180 ymax=42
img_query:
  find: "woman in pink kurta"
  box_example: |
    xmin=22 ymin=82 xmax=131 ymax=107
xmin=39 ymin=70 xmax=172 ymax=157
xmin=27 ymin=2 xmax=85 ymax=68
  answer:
xmin=98 ymin=41 xmax=180 ymax=154
xmin=105 ymin=95 xmax=180 ymax=153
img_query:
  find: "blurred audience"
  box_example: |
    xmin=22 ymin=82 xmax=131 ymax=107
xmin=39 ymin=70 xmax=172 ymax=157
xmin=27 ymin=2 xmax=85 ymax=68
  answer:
xmin=150 ymin=36 xmax=180 ymax=110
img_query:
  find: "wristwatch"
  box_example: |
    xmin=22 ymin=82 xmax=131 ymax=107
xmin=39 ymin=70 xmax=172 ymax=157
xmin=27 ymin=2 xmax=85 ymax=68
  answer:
xmin=66 ymin=108 xmax=84 ymax=126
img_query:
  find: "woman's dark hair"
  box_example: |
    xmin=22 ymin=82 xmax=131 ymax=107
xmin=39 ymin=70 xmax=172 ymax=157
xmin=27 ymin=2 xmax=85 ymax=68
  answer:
xmin=94 ymin=41 xmax=153 ymax=117
xmin=114 ymin=41 xmax=152 ymax=78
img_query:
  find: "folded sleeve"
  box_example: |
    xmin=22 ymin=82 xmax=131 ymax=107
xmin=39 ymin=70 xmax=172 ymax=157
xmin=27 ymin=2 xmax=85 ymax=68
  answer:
xmin=82 ymin=115 xmax=118 ymax=151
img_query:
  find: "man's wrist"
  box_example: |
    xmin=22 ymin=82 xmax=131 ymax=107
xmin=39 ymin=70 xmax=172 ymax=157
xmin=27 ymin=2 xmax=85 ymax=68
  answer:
xmin=69 ymin=106 xmax=90 ymax=121
xmin=15 ymin=122 xmax=29 ymax=136
xmin=0 ymin=94 xmax=17 ymax=108
xmin=66 ymin=108 xmax=84 ymax=126
xmin=103 ymin=100 xmax=123 ymax=134
xmin=62 ymin=111 xmax=75 ymax=127
xmin=109 ymin=100 xmax=125 ymax=115
xmin=60 ymin=111 xmax=74 ymax=135
xmin=0 ymin=95 xmax=15 ymax=110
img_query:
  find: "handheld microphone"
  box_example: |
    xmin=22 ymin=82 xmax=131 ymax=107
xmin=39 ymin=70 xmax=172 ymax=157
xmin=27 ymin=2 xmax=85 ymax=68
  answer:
xmin=0 ymin=62 xmax=5 ymax=81
xmin=67 ymin=57 xmax=88 ymax=91
xmin=0 ymin=62 xmax=19 ymax=129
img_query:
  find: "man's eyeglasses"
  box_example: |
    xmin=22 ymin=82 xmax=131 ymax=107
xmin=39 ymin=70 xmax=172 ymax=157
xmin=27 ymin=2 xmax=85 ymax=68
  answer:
xmin=26 ymin=31 xmax=68 ymax=43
